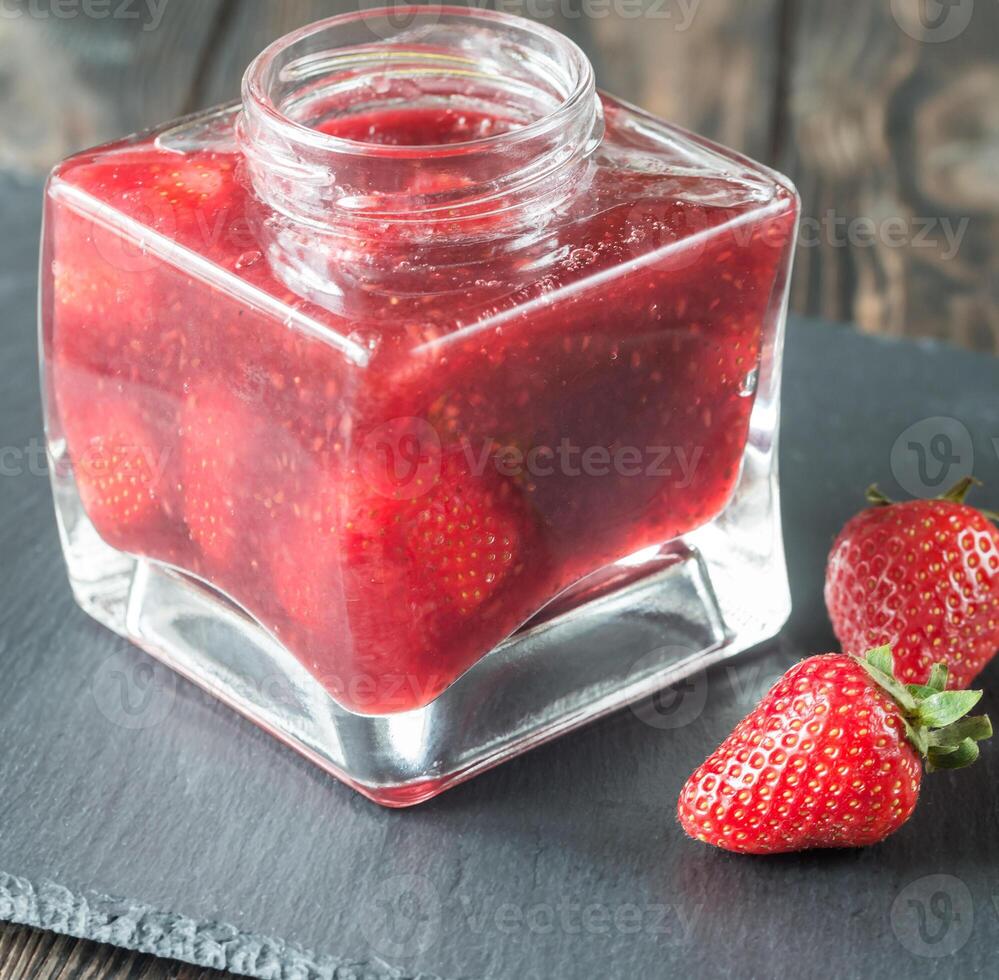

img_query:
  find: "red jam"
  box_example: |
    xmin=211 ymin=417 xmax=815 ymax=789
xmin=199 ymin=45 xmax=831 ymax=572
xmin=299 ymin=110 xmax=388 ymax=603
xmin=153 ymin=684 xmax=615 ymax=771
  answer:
xmin=45 ymin=98 xmax=797 ymax=713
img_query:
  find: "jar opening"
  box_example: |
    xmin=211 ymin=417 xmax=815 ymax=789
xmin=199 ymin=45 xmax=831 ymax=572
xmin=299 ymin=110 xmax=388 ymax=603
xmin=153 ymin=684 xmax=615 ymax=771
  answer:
xmin=238 ymin=6 xmax=601 ymax=224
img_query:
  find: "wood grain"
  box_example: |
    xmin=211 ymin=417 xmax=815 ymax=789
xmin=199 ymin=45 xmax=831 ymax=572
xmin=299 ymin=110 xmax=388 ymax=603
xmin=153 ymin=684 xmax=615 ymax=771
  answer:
xmin=0 ymin=922 xmax=225 ymax=980
xmin=0 ymin=0 xmax=224 ymax=171
xmin=779 ymin=0 xmax=999 ymax=350
xmin=1 ymin=0 xmax=997 ymax=351
xmin=587 ymin=0 xmax=784 ymax=162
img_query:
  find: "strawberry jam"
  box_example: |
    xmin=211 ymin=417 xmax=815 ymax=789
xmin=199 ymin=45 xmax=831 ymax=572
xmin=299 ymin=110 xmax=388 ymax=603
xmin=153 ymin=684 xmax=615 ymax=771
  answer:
xmin=43 ymin=11 xmax=797 ymax=717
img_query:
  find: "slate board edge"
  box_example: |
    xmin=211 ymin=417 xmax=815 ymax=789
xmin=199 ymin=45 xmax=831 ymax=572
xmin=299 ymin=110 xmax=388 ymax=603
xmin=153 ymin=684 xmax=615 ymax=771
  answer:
xmin=0 ymin=873 xmax=455 ymax=980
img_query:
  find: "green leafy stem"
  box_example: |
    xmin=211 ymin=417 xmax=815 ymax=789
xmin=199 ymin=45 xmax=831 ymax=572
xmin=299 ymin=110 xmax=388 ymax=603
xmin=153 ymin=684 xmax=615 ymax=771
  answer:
xmin=856 ymin=646 xmax=992 ymax=772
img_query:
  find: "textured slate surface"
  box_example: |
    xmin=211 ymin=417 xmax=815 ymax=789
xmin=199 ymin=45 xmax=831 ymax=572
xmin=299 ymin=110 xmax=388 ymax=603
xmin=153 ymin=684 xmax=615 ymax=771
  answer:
xmin=2 ymin=173 xmax=999 ymax=979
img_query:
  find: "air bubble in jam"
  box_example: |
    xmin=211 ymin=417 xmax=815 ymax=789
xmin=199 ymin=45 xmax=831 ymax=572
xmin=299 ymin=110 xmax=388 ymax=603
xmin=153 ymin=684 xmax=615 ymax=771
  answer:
xmin=740 ymin=365 xmax=760 ymax=397
xmin=234 ymin=249 xmax=262 ymax=270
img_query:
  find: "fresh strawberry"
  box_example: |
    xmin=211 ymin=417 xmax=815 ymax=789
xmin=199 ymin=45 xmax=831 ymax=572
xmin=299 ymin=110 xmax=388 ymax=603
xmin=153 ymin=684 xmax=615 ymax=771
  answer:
xmin=826 ymin=479 xmax=999 ymax=689
xmin=677 ymin=648 xmax=991 ymax=854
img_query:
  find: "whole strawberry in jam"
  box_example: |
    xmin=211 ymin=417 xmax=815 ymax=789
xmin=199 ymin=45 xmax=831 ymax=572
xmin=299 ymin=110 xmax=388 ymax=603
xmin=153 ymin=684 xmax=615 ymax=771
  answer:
xmin=677 ymin=648 xmax=991 ymax=854
xmin=64 ymin=398 xmax=163 ymax=539
xmin=826 ymin=479 xmax=999 ymax=689
xmin=270 ymin=449 xmax=546 ymax=712
xmin=54 ymin=369 xmax=178 ymax=552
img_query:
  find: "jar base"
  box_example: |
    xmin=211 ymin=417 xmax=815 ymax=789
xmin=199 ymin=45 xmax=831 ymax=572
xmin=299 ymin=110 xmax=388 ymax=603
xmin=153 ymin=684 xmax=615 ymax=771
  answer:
xmin=51 ymin=440 xmax=789 ymax=807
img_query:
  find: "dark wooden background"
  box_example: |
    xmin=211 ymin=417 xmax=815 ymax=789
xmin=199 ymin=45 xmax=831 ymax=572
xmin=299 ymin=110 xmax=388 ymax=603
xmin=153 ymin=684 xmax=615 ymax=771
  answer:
xmin=1 ymin=0 xmax=997 ymax=351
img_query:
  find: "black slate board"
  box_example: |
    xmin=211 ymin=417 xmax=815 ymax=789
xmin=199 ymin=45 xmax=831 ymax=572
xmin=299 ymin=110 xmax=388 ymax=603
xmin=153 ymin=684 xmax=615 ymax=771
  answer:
xmin=2 ymin=174 xmax=999 ymax=980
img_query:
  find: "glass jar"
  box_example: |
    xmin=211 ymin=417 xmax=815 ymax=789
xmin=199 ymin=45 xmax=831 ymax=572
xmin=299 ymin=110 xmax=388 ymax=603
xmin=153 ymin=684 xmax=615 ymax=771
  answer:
xmin=41 ymin=6 xmax=798 ymax=805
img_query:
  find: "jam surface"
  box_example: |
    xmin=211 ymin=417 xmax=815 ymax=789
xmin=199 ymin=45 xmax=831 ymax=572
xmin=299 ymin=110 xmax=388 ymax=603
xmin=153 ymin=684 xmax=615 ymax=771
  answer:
xmin=314 ymin=105 xmax=519 ymax=144
xmin=45 ymin=97 xmax=797 ymax=713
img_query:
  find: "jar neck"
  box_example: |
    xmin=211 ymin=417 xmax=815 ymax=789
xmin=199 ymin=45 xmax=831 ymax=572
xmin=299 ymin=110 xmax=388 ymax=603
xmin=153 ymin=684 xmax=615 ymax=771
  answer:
xmin=236 ymin=6 xmax=603 ymax=237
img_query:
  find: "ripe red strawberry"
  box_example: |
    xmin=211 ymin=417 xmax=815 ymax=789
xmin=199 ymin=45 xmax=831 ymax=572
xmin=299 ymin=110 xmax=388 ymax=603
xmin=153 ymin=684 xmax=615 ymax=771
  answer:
xmin=58 ymin=384 xmax=168 ymax=548
xmin=65 ymin=150 xmax=233 ymax=221
xmin=826 ymin=479 xmax=999 ymax=689
xmin=678 ymin=648 xmax=991 ymax=854
xmin=270 ymin=450 xmax=540 ymax=711
xmin=276 ymin=450 xmax=532 ymax=630
xmin=394 ymin=452 xmax=528 ymax=616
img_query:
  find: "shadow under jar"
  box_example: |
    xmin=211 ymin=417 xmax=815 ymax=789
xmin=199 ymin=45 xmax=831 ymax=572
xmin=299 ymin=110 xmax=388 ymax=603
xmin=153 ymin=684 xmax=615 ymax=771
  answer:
xmin=41 ymin=6 xmax=799 ymax=805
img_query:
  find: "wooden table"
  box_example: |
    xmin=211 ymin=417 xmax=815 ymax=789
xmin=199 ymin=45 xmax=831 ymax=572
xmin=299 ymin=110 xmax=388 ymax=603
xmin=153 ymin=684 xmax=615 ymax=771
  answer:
xmin=0 ymin=0 xmax=997 ymax=352
xmin=0 ymin=923 xmax=222 ymax=980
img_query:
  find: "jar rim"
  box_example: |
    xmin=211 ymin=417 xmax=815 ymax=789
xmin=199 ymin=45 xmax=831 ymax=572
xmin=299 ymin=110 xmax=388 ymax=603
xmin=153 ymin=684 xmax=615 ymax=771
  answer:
xmin=240 ymin=4 xmax=596 ymax=160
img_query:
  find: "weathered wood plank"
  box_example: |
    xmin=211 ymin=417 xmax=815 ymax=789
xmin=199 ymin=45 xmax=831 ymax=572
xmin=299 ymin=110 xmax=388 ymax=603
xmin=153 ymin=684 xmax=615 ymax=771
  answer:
xmin=192 ymin=0 xmax=783 ymax=174
xmin=587 ymin=0 xmax=783 ymax=162
xmin=2 ymin=0 xmax=997 ymax=352
xmin=779 ymin=0 xmax=999 ymax=352
xmin=0 ymin=921 xmax=225 ymax=979
xmin=0 ymin=0 xmax=225 ymax=173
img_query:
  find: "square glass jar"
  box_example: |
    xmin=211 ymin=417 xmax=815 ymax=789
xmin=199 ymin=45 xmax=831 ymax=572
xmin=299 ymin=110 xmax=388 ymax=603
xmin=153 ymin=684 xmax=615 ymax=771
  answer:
xmin=41 ymin=7 xmax=798 ymax=805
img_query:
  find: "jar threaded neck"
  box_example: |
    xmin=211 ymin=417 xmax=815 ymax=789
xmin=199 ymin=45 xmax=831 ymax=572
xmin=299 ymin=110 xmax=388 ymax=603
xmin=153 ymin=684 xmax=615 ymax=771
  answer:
xmin=237 ymin=5 xmax=602 ymax=228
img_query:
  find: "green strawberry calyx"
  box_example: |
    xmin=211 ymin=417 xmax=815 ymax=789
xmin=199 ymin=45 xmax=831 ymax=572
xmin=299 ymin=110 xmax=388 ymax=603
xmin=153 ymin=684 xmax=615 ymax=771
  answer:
xmin=866 ymin=477 xmax=999 ymax=521
xmin=855 ymin=646 xmax=992 ymax=772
